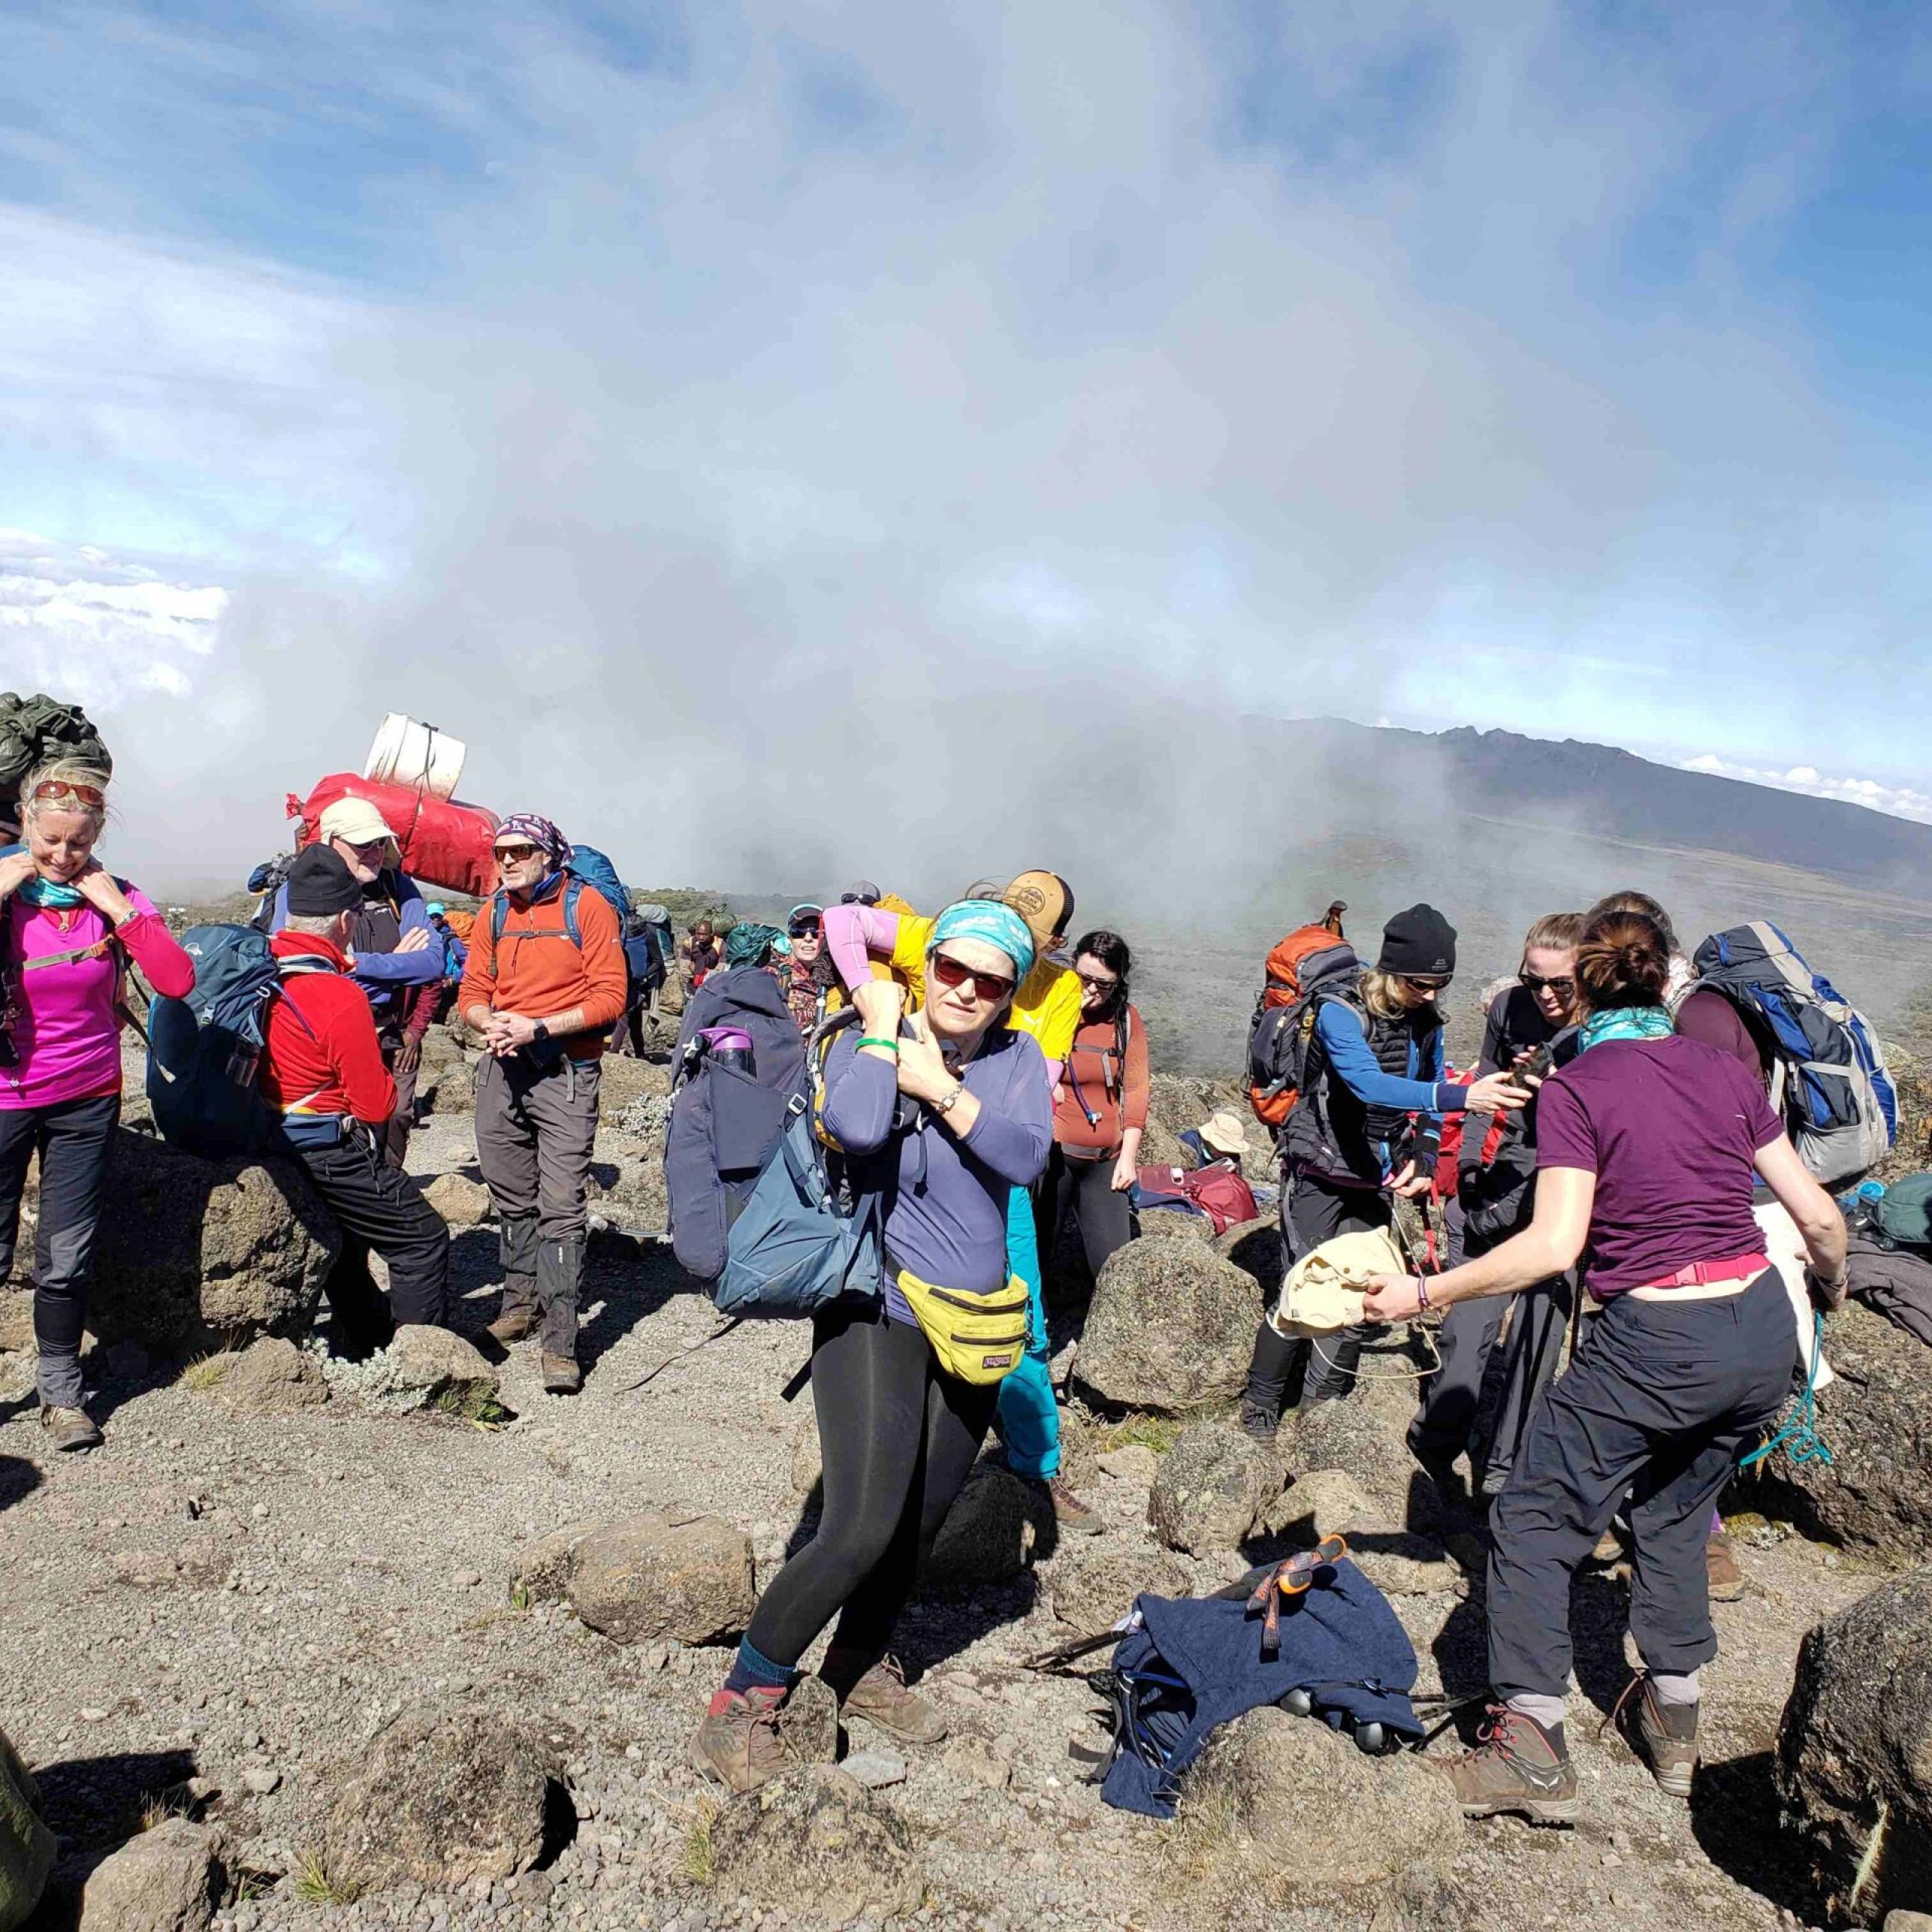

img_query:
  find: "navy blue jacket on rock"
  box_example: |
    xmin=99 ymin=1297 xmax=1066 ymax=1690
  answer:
xmin=1100 ymin=1560 xmax=1425 ymax=1818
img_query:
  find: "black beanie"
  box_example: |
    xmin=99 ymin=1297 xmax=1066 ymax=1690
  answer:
xmin=285 ymin=844 xmax=362 ymax=916
xmin=1377 ymin=903 xmax=1457 ymax=978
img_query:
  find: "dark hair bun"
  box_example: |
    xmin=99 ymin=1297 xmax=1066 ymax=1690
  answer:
xmin=1575 ymin=911 xmax=1670 ymax=1011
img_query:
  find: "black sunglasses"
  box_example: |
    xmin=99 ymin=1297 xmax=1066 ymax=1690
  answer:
xmin=1520 ymin=971 xmax=1575 ymax=995
xmin=1401 ymin=974 xmax=1453 ymax=995
xmin=788 ymin=919 xmax=820 ymax=938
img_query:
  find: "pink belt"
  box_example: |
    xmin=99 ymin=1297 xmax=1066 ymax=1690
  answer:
xmin=1632 ymin=1252 xmax=1769 ymax=1292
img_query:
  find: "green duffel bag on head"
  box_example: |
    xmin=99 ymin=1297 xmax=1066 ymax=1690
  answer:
xmin=0 ymin=1725 xmax=54 ymax=1932
xmin=0 ymin=689 xmax=113 ymax=801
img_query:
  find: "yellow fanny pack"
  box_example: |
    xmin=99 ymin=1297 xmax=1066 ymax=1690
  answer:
xmin=896 ymin=1267 xmax=1030 ymax=1386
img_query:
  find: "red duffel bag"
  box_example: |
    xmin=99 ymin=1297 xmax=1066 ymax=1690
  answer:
xmin=288 ymin=773 xmax=501 ymax=897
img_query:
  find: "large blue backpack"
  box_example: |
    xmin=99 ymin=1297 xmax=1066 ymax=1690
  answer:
xmin=146 ymin=924 xmax=330 ymax=1158
xmin=1689 ymin=921 xmax=1897 ymax=1186
xmin=488 ymin=848 xmax=632 ymax=993
xmin=664 ymin=975 xmax=880 ymax=1315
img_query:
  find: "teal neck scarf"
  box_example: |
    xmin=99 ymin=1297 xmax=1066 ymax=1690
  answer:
xmin=17 ymin=873 xmax=85 ymax=910
xmin=1579 ymin=1005 xmax=1675 ymax=1052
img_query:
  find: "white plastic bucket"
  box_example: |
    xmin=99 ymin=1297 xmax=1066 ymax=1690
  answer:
xmin=363 ymin=713 xmax=465 ymax=801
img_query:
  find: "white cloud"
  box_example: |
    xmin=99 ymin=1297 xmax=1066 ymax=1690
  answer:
xmin=1681 ymin=752 xmax=1932 ymax=826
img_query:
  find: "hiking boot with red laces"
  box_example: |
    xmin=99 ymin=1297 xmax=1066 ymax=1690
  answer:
xmin=690 ymin=1684 xmax=800 ymax=1795
xmin=1438 ymin=1705 xmax=1578 ymax=1825
xmin=1706 ymin=1529 xmax=1745 ymax=1603
xmin=1617 ymin=1675 xmax=1699 ymax=1799
xmin=829 ymin=1654 xmax=949 ymax=1743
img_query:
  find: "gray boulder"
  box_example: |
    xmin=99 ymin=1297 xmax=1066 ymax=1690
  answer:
xmin=422 ymin=1173 xmax=491 ymax=1229
xmin=218 ymin=1337 xmax=328 ymax=1415
xmin=1047 ymin=1545 xmax=1190 ymax=1629
xmin=1149 ymin=1425 xmax=1281 ymax=1554
xmin=923 ymin=1463 xmax=1036 ymax=1588
xmin=8 ymin=1129 xmax=337 ymax=1355
xmin=707 ymin=1767 xmax=922 ymax=1924
xmin=429 ymin=1061 xmax=475 ymax=1114
xmin=1749 ymin=1302 xmax=1932 ymax=1562
xmin=323 ymin=1703 xmax=558 ymax=1892
xmin=1214 ymin=1217 xmax=1285 ymax=1305
xmin=1777 ymin=1567 xmax=1932 ymax=1921
xmin=1281 ymin=1398 xmax=1417 ymax=1518
xmin=76 ymin=1817 xmax=224 ymax=1932
xmin=386 ymin=1326 xmax=500 ymax=1411
xmin=779 ymin=1673 xmax=839 ymax=1766
xmin=1180 ymin=1706 xmax=1462 ymax=1897
xmin=508 ymin=1524 xmax=596 ymax=1606
xmin=1075 ymin=1243 xmax=1257 ymax=1414
xmin=566 ymin=1509 xmax=755 ymax=1645
xmin=0 ymin=1726 xmax=54 ymax=1932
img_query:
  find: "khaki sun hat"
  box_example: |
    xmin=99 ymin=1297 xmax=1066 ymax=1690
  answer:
xmin=1269 ymin=1227 xmax=1408 ymax=1337
xmin=316 ymin=795 xmax=398 ymax=853
xmin=1198 ymin=1111 xmax=1249 ymax=1157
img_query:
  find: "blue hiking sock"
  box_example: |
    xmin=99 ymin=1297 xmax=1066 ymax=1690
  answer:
xmin=724 ymin=1637 xmax=795 ymax=1698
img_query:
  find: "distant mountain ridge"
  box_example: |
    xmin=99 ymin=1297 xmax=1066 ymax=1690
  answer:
xmin=1264 ymin=718 xmax=1932 ymax=903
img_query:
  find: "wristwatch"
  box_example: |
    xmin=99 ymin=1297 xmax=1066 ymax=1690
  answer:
xmin=532 ymin=1020 xmax=549 ymax=1042
xmin=932 ymin=1085 xmax=963 ymax=1116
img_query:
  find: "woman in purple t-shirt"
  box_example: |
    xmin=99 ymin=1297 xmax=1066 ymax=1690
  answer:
xmin=1363 ymin=909 xmax=1845 ymax=1825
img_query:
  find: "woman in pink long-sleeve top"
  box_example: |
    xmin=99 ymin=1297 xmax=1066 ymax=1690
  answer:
xmin=0 ymin=757 xmax=195 ymax=1450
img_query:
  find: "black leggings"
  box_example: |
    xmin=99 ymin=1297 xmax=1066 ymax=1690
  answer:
xmin=1038 ymin=1144 xmax=1134 ymax=1279
xmin=1243 ymin=1170 xmax=1389 ymax=1412
xmin=746 ymin=1302 xmax=998 ymax=1670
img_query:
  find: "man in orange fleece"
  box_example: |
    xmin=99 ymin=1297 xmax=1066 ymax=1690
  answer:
xmin=459 ymin=814 xmax=628 ymax=1393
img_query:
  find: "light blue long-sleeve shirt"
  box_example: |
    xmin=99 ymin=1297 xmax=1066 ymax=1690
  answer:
xmin=1312 ymin=999 xmax=1467 ymax=1118
xmin=270 ymin=873 xmax=445 ymax=1020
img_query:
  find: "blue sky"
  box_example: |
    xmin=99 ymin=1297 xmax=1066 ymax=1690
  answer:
xmin=4 ymin=0 xmax=1930 ymax=868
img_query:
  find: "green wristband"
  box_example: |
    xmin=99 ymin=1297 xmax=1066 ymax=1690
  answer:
xmin=857 ymin=1035 xmax=900 ymax=1053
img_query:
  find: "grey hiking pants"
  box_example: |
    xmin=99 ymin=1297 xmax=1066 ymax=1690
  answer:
xmin=0 ymin=1093 xmax=117 ymax=1408
xmin=475 ymin=1051 xmax=600 ymax=1355
xmin=1487 ymin=1269 xmax=1792 ymax=1702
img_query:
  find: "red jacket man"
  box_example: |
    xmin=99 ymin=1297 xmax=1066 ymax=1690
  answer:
xmin=257 ymin=845 xmax=450 ymax=1352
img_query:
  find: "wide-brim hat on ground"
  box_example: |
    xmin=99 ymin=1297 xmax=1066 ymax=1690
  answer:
xmin=1198 ymin=1110 xmax=1249 ymax=1157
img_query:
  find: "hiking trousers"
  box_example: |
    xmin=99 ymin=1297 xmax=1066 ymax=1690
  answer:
xmin=474 ymin=1051 xmax=601 ymax=1241
xmin=383 ymin=1039 xmax=420 ymax=1171
xmin=1244 ymin=1170 xmax=1389 ymax=1414
xmin=1487 ymin=1269 xmax=1793 ymax=1703
xmin=995 ymin=1183 xmax=1060 ymax=1479
xmin=296 ymin=1128 xmax=452 ymax=1349
xmin=744 ymin=1300 xmax=998 ymax=1670
xmin=0 ymin=1092 xmax=117 ymax=1408
xmin=1037 ymin=1144 xmax=1134 ymax=1282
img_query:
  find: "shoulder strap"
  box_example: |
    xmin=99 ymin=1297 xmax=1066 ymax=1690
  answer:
xmin=562 ymin=878 xmax=583 ymax=950
xmin=490 ymin=888 xmax=510 ymax=947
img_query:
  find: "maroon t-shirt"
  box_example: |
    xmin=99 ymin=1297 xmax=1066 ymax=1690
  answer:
xmin=1536 ymin=1034 xmax=1781 ymax=1297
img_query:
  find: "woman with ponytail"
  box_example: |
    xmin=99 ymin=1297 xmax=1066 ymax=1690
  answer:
xmin=1361 ymin=908 xmax=1846 ymax=1824
xmin=1041 ymin=931 xmax=1147 ymax=1280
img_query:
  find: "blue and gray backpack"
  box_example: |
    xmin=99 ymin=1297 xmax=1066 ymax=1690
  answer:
xmin=1688 ymin=921 xmax=1897 ymax=1186
xmin=146 ymin=924 xmax=332 ymax=1158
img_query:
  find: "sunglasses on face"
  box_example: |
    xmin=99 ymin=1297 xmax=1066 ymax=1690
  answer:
xmin=788 ymin=919 xmax=820 ymax=938
xmin=31 ymin=779 xmax=105 ymax=808
xmin=1401 ymin=974 xmax=1453 ymax=995
xmin=1521 ymin=972 xmax=1575 ymax=996
xmin=494 ymin=843 xmax=540 ymax=864
xmin=1076 ymin=971 xmax=1119 ymax=992
xmin=930 ymin=951 xmax=1017 ymax=1004
xmin=345 ymin=838 xmax=389 ymax=860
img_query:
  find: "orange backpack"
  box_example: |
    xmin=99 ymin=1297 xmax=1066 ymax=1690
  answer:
xmin=1246 ymin=903 xmax=1355 ymax=1128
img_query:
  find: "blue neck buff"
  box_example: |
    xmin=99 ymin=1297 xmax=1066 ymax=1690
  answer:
xmin=17 ymin=874 xmax=85 ymax=910
xmin=1579 ymin=1006 xmax=1675 ymax=1052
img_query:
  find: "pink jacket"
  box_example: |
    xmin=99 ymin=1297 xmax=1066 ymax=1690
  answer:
xmin=2 ymin=887 xmax=194 ymax=1109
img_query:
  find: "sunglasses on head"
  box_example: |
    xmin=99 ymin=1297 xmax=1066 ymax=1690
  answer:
xmin=1521 ymin=971 xmax=1575 ymax=995
xmin=788 ymin=919 xmax=820 ymax=938
xmin=930 ymin=951 xmax=1017 ymax=1004
xmin=494 ymin=842 xmax=540 ymax=864
xmin=31 ymin=779 xmax=105 ymax=808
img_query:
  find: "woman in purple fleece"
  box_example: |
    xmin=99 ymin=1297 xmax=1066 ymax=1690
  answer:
xmin=691 ymin=900 xmax=1051 ymax=1794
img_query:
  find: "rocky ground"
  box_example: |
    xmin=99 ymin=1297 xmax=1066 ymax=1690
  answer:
xmin=1 ymin=1032 xmax=1927 ymax=1932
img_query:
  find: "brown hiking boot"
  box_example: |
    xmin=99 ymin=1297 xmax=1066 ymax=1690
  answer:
xmin=832 ymin=1654 xmax=949 ymax=1743
xmin=1706 ymin=1529 xmax=1745 ymax=1602
xmin=1437 ymin=1704 xmax=1578 ymax=1825
xmin=1614 ymin=1675 xmax=1699 ymax=1799
xmin=488 ymin=1297 xmax=537 ymax=1343
xmin=689 ymin=1686 xmax=800 ymax=1795
xmin=1029 ymin=1474 xmax=1103 ymax=1537
xmin=541 ymin=1352 xmax=582 ymax=1394
xmin=39 ymin=1404 xmax=103 ymax=1452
